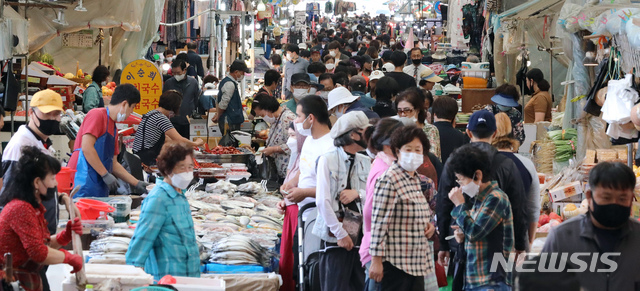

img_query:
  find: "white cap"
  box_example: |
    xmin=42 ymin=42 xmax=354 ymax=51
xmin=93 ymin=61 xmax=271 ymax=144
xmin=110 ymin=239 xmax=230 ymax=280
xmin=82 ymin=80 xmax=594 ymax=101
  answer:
xmin=330 ymin=111 xmax=370 ymax=139
xmin=327 ymin=87 xmax=359 ymax=110
xmin=382 ymin=63 xmax=395 ymax=72
xmin=299 ymin=43 xmax=308 ymax=50
xmin=369 ymin=70 xmax=384 ymax=80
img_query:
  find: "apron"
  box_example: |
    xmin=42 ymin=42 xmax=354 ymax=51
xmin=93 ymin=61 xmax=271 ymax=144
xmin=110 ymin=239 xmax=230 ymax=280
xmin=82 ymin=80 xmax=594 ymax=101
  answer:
xmin=135 ymin=112 xmax=165 ymax=166
xmin=73 ymin=107 xmax=116 ymax=198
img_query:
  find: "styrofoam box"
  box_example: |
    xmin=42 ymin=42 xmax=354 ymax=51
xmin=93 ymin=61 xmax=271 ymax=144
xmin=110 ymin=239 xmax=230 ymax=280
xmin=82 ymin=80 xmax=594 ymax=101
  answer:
xmin=61 ymin=264 xmax=153 ymax=291
xmin=171 ymin=276 xmax=226 ymax=291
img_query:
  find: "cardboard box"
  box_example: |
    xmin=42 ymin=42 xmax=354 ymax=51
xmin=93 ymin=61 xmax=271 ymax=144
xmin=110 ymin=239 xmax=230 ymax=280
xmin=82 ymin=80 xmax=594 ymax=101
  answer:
xmin=549 ymin=181 xmax=584 ymax=202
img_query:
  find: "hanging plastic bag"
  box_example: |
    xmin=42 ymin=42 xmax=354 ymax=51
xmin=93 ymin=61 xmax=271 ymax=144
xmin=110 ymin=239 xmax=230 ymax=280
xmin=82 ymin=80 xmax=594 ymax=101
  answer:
xmin=219 ymin=132 xmax=240 ymax=147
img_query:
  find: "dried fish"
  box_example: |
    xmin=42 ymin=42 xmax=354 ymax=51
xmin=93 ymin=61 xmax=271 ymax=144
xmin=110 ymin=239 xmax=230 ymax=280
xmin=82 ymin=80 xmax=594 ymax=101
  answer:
xmin=227 ymin=208 xmax=255 ymax=217
xmin=221 ymin=200 xmax=255 ymax=209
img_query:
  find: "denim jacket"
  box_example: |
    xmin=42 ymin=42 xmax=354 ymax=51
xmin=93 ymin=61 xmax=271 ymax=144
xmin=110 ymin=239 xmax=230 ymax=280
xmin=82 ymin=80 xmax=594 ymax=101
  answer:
xmin=313 ymin=147 xmax=371 ymax=243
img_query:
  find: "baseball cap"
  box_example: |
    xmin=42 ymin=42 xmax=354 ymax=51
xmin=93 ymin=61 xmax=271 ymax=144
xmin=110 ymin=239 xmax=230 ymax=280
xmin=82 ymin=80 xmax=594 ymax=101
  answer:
xmin=420 ymin=67 xmax=443 ymax=82
xmin=230 ymin=60 xmax=251 ymax=73
xmin=467 ymin=110 xmax=497 ymax=133
xmin=327 ymin=87 xmax=359 ymax=110
xmin=291 ymin=73 xmax=311 ymax=85
xmin=382 ymin=63 xmax=395 ymax=72
xmin=299 ymin=43 xmax=308 ymax=50
xmin=322 ymin=37 xmax=330 ymax=42
xmin=349 ymin=75 xmax=366 ymax=91
xmin=311 ymin=47 xmax=321 ymax=54
xmin=369 ymin=70 xmax=384 ymax=80
xmin=361 ymin=54 xmax=373 ymax=64
xmin=330 ymin=111 xmax=370 ymax=139
xmin=30 ymin=89 xmax=64 ymax=113
xmin=308 ymin=74 xmax=325 ymax=91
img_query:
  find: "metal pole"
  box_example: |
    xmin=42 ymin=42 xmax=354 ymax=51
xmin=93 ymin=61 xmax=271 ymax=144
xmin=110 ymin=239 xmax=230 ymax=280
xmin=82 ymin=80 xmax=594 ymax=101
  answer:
xmin=549 ymin=41 xmax=553 ymax=100
xmin=251 ymin=13 xmax=255 ymax=92
xmin=628 ymin=143 xmax=634 ymax=167
xmin=209 ymin=0 xmax=215 ymax=75
xmin=241 ymin=12 xmax=246 ymax=98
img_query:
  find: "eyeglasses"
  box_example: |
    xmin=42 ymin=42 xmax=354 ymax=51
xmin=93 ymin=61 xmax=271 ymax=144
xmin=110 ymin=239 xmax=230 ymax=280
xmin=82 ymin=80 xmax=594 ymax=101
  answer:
xmin=397 ymin=108 xmax=415 ymax=115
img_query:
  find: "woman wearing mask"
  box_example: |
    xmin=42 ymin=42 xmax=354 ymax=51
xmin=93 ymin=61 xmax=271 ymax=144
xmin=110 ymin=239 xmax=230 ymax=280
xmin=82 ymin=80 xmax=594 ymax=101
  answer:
xmin=395 ymin=89 xmax=441 ymax=161
xmin=361 ymin=118 xmax=403 ymax=291
xmin=133 ymin=90 xmax=204 ymax=166
xmin=315 ymin=111 xmax=371 ymax=291
xmin=324 ymin=55 xmax=336 ymax=73
xmin=277 ymin=123 xmax=307 ymax=291
xmin=369 ymin=125 xmax=436 ymax=290
xmin=0 ymin=146 xmax=84 ymax=291
xmin=126 ymin=142 xmax=200 ymax=280
xmin=83 ymin=65 xmax=110 ymax=113
xmin=251 ymin=93 xmax=296 ymax=181
xmin=493 ymin=113 xmax=540 ymax=247
xmin=485 ymin=84 xmax=525 ymax=144
xmin=524 ymin=68 xmax=552 ymax=123
xmin=373 ymin=77 xmax=399 ymax=118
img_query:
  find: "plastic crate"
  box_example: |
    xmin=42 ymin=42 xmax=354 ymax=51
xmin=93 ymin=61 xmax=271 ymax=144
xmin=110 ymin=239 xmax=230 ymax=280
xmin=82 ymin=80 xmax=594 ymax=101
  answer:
xmin=461 ymin=62 xmax=490 ymax=79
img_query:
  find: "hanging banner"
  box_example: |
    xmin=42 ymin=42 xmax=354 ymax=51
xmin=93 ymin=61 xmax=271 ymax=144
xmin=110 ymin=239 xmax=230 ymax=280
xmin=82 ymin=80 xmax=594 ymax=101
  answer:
xmin=120 ymin=59 xmax=163 ymax=115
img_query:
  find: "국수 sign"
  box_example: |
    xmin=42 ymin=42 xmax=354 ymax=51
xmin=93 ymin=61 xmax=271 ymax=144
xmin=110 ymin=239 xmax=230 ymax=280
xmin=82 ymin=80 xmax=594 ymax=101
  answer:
xmin=120 ymin=59 xmax=163 ymax=115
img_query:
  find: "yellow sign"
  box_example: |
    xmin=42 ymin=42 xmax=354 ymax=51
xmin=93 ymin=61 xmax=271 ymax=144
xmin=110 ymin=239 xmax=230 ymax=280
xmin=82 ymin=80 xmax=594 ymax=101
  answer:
xmin=120 ymin=59 xmax=163 ymax=115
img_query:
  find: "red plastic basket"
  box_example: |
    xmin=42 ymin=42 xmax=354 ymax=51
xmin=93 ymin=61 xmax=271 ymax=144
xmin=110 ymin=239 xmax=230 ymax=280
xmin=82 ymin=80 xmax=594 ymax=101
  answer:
xmin=56 ymin=167 xmax=76 ymax=194
xmin=76 ymin=199 xmax=115 ymax=220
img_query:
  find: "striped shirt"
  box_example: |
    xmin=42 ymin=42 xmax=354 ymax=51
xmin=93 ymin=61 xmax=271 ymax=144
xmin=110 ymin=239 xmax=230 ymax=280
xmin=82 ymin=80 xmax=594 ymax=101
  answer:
xmin=370 ymin=162 xmax=435 ymax=277
xmin=126 ymin=179 xmax=200 ymax=279
xmin=132 ymin=110 xmax=174 ymax=152
xmin=451 ymin=181 xmax=514 ymax=289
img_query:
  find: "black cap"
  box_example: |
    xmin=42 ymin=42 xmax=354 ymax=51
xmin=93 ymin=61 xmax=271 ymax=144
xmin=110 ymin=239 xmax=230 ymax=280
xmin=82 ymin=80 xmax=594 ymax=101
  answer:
xmin=230 ymin=60 xmax=251 ymax=73
xmin=291 ymin=73 xmax=311 ymax=85
xmin=362 ymin=54 xmax=373 ymax=64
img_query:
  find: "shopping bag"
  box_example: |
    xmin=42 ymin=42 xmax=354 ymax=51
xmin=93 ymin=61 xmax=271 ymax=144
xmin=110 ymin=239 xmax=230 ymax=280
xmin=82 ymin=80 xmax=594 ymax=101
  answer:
xmin=219 ymin=131 xmax=239 ymax=147
xmin=259 ymin=156 xmax=280 ymax=182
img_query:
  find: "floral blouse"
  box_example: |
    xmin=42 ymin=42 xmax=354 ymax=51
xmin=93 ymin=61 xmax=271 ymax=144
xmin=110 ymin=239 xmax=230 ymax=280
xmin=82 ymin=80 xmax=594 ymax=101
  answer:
xmin=267 ymin=107 xmax=297 ymax=178
xmin=423 ymin=123 xmax=441 ymax=162
xmin=484 ymin=105 xmax=525 ymax=144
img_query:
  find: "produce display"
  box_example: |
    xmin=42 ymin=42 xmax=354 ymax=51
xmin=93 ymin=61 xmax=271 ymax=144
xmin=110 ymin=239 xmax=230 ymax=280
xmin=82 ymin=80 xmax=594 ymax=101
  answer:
xmin=204 ymin=146 xmax=243 ymax=155
xmin=102 ymin=82 xmax=116 ymax=96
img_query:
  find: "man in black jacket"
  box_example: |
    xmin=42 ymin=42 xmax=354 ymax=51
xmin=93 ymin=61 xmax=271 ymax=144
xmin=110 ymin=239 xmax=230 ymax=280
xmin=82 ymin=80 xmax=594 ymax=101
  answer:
xmin=163 ymin=59 xmax=201 ymax=139
xmin=186 ymin=41 xmax=205 ymax=78
xmin=432 ymin=96 xmax=469 ymax=164
xmin=436 ymin=111 xmax=528 ymax=283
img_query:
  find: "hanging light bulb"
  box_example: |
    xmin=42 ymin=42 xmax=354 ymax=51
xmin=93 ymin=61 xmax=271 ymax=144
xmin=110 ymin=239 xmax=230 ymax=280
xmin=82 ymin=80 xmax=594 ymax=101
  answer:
xmin=53 ymin=9 xmax=68 ymax=26
xmin=75 ymin=0 xmax=87 ymax=12
xmin=257 ymin=1 xmax=266 ymax=11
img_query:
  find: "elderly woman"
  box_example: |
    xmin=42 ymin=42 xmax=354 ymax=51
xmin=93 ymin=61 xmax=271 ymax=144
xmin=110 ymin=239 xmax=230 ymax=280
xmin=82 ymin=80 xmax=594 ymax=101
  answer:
xmin=485 ymin=84 xmax=525 ymax=144
xmin=369 ymin=125 xmax=436 ymax=291
xmin=133 ymin=90 xmax=204 ymax=166
xmin=314 ymin=111 xmax=371 ymax=291
xmin=395 ymin=88 xmax=441 ymax=161
xmin=251 ymin=93 xmax=297 ymax=181
xmin=0 ymin=146 xmax=83 ymax=291
xmin=83 ymin=65 xmax=110 ymax=113
xmin=126 ymin=142 xmax=200 ymax=279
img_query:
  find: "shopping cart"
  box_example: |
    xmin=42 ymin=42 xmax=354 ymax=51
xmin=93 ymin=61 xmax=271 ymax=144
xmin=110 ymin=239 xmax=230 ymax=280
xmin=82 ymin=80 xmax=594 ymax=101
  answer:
xmin=297 ymin=203 xmax=322 ymax=291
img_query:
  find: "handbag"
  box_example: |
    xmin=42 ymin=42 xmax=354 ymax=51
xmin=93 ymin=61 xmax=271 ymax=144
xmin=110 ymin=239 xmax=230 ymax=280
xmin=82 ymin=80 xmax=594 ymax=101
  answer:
xmin=259 ymin=156 xmax=280 ymax=181
xmin=328 ymin=202 xmax=363 ymax=245
xmin=219 ymin=131 xmax=239 ymax=147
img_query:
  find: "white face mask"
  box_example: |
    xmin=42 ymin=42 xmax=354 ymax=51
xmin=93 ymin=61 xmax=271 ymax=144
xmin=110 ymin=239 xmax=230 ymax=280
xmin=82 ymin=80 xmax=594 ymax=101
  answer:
xmin=308 ymin=87 xmax=317 ymax=95
xmin=116 ymin=105 xmax=128 ymax=122
xmin=398 ymin=151 xmax=423 ymax=172
xmin=286 ymin=136 xmax=297 ymax=152
xmin=293 ymin=88 xmax=309 ymax=100
xmin=263 ymin=114 xmax=276 ymax=124
xmin=287 ymin=53 xmax=293 ymax=61
xmin=295 ymin=116 xmax=312 ymax=136
xmin=174 ymin=73 xmax=186 ymax=82
xmin=325 ymin=63 xmax=335 ymax=70
xmin=329 ymin=50 xmax=337 ymax=57
xmin=170 ymin=171 xmax=194 ymax=190
xmin=334 ymin=106 xmax=345 ymax=118
xmin=460 ymin=173 xmax=480 ymax=198
xmin=318 ymin=91 xmax=330 ymax=99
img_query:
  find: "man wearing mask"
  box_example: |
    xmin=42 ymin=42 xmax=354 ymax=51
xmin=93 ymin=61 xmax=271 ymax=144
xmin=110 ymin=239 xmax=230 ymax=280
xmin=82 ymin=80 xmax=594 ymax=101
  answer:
xmin=318 ymin=73 xmax=335 ymax=102
xmin=212 ymin=60 xmax=251 ymax=135
xmin=1 ymin=90 xmax=81 ymax=291
xmin=283 ymin=73 xmax=323 ymax=114
xmin=327 ymin=41 xmax=350 ymax=62
xmin=436 ymin=111 xmax=527 ymax=290
xmin=283 ymin=44 xmax=310 ymax=100
xmin=535 ymin=162 xmax=640 ymax=290
xmin=328 ymin=87 xmax=379 ymax=119
xmin=163 ymin=59 xmax=200 ymax=139
xmin=69 ymin=84 xmax=149 ymax=198
xmin=403 ymin=48 xmax=429 ymax=84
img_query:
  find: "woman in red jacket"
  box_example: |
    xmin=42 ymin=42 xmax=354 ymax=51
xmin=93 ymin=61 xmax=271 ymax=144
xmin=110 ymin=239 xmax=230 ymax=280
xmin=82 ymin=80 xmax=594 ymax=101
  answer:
xmin=0 ymin=146 xmax=84 ymax=291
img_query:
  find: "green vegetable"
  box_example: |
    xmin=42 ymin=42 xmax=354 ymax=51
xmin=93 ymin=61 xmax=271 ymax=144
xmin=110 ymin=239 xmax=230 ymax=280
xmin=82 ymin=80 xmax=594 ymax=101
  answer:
xmin=40 ymin=53 xmax=54 ymax=66
xmin=554 ymin=139 xmax=576 ymax=162
xmin=548 ymin=128 xmax=577 ymax=141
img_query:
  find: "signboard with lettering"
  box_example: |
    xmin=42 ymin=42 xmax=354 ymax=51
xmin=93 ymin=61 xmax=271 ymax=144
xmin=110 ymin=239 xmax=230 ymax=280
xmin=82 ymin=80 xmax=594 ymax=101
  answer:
xmin=120 ymin=59 xmax=163 ymax=115
xmin=62 ymin=30 xmax=94 ymax=48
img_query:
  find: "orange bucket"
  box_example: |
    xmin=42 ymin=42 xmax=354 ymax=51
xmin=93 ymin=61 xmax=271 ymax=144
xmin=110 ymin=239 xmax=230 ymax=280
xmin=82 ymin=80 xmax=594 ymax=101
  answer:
xmin=56 ymin=167 xmax=76 ymax=194
xmin=76 ymin=199 xmax=115 ymax=220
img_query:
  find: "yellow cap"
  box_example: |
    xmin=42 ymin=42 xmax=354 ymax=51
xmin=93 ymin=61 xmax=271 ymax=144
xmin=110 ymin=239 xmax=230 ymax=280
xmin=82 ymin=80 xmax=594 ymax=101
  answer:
xmin=30 ymin=89 xmax=64 ymax=113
